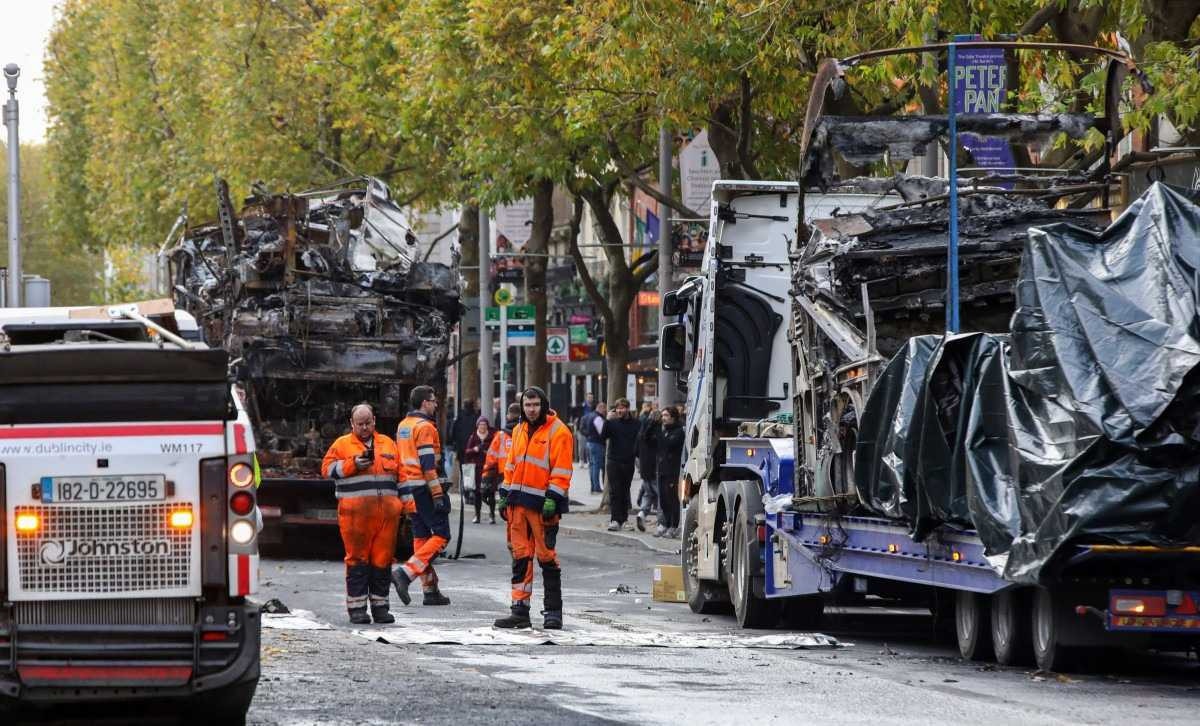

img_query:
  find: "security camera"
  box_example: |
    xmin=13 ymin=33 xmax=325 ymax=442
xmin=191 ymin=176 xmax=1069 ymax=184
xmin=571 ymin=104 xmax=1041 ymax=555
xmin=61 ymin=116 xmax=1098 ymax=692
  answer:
xmin=4 ymin=64 xmax=19 ymax=93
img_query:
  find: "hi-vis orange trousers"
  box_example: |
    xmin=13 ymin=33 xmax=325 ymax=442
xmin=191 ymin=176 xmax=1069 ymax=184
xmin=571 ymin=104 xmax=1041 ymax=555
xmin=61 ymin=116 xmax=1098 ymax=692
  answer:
xmin=506 ymin=505 xmax=562 ymax=611
xmin=337 ymin=494 xmax=402 ymax=611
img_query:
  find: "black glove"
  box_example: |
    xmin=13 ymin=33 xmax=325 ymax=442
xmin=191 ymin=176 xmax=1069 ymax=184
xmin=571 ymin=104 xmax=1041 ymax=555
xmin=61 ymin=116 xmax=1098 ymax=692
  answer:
xmin=433 ymin=492 xmax=451 ymax=514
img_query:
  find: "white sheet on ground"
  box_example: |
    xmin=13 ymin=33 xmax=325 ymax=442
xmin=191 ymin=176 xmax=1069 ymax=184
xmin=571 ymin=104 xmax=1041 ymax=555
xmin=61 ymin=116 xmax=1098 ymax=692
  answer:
xmin=354 ymin=625 xmax=839 ymax=649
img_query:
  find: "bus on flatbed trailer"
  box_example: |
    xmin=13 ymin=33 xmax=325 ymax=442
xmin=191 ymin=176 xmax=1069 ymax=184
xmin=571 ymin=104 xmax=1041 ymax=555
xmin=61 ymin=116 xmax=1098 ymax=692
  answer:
xmin=662 ymin=43 xmax=1200 ymax=673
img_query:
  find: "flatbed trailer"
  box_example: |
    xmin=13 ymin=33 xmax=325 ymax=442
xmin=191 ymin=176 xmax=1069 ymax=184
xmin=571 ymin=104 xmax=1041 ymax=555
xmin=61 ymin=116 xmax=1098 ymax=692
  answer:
xmin=714 ymin=437 xmax=1200 ymax=671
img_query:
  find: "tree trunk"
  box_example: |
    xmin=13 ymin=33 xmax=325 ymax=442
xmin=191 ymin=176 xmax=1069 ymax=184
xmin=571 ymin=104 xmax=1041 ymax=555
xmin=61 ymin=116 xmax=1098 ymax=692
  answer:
xmin=605 ymin=284 xmax=634 ymax=404
xmin=459 ymin=203 xmax=480 ymax=406
xmin=524 ymin=179 xmax=553 ymax=391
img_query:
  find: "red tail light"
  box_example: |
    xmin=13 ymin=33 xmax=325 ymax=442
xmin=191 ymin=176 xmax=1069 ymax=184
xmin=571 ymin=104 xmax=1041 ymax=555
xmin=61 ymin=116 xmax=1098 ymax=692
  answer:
xmin=230 ymin=491 xmax=255 ymax=516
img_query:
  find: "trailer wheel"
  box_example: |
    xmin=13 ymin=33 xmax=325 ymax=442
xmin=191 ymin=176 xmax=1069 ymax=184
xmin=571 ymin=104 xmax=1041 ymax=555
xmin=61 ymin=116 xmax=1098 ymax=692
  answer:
xmin=728 ymin=503 xmax=778 ymax=629
xmin=991 ymin=588 xmax=1034 ymax=667
xmin=682 ymin=501 xmax=728 ymax=614
xmin=1032 ymin=587 xmax=1076 ymax=672
xmin=955 ymin=591 xmax=993 ymax=661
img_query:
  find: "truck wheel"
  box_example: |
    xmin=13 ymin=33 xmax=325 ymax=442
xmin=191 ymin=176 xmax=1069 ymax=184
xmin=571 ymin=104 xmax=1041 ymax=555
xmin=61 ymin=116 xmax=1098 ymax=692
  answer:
xmin=728 ymin=504 xmax=778 ymax=629
xmin=1032 ymin=587 xmax=1076 ymax=672
xmin=991 ymin=588 xmax=1034 ymax=666
xmin=955 ymin=591 xmax=993 ymax=661
xmin=682 ymin=501 xmax=728 ymax=614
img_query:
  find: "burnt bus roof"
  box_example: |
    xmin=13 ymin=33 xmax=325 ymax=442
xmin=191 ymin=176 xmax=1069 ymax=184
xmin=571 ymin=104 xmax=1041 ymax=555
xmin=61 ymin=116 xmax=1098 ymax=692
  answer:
xmin=798 ymin=41 xmax=1145 ymax=193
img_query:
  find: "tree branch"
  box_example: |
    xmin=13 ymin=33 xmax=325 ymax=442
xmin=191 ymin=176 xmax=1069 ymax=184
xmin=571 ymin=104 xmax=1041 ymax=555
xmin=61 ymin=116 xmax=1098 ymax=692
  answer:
xmin=1019 ymin=2 xmax=1060 ymax=37
xmin=736 ymin=73 xmax=761 ymax=179
xmin=567 ymin=194 xmax=614 ymax=332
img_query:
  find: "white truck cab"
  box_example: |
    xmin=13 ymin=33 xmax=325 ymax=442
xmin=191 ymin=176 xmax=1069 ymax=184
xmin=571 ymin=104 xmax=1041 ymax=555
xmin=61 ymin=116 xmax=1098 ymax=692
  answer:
xmin=661 ymin=182 xmax=892 ymax=617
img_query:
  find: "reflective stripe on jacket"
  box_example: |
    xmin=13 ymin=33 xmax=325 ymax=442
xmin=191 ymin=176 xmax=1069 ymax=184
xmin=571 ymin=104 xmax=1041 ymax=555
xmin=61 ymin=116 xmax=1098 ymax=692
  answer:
xmin=503 ymin=411 xmax=573 ymax=513
xmin=320 ymin=432 xmax=399 ymax=499
xmin=396 ymin=411 xmax=444 ymax=502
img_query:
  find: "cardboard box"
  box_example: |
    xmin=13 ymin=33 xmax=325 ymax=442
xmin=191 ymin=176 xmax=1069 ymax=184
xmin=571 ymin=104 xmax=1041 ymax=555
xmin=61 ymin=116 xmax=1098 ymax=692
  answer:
xmin=652 ymin=564 xmax=686 ymax=603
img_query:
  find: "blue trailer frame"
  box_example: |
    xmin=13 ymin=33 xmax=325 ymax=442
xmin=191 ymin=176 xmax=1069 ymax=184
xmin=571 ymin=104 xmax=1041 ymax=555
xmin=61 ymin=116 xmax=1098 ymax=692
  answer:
xmin=721 ymin=437 xmax=1200 ymax=637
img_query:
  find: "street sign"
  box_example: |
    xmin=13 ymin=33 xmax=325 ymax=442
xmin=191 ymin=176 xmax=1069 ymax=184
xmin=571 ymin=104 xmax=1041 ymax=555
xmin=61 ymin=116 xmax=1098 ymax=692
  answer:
xmin=546 ymin=327 xmax=569 ymax=363
xmin=508 ymin=327 xmax=535 ymax=347
xmin=494 ymin=288 xmax=514 ymax=306
xmin=485 ymin=305 xmax=535 ymax=327
xmin=569 ymin=324 xmax=588 ymax=343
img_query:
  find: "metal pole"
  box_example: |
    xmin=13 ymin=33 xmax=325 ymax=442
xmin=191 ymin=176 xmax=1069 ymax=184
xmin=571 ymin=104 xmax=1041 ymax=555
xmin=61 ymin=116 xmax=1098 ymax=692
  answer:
xmin=478 ymin=208 xmax=492 ymax=410
xmin=657 ymin=125 xmax=677 ymax=406
xmin=4 ymin=64 xmax=21 ymax=308
xmin=499 ymin=303 xmax=509 ymax=404
xmin=946 ymin=44 xmax=961 ymax=334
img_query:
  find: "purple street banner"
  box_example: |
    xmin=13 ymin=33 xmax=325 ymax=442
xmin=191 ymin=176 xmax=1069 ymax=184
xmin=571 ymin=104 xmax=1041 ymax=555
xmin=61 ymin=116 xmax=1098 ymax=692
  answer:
xmin=952 ymin=46 xmax=1016 ymax=179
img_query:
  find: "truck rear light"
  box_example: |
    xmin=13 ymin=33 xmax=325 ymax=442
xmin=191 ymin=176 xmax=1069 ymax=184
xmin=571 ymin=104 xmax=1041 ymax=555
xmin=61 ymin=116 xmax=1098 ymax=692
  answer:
xmin=229 ymin=463 xmax=254 ymax=488
xmin=15 ymin=513 xmax=39 ymax=533
xmin=169 ymin=508 xmax=194 ymax=529
xmin=229 ymin=491 xmax=254 ymax=516
xmin=1112 ymin=595 xmax=1166 ymax=616
xmin=229 ymin=519 xmax=255 ymax=544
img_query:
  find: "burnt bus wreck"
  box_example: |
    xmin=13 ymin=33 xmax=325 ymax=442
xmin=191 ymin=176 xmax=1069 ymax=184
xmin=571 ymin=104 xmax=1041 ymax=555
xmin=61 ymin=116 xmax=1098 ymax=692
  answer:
xmin=169 ymin=177 xmax=460 ymax=537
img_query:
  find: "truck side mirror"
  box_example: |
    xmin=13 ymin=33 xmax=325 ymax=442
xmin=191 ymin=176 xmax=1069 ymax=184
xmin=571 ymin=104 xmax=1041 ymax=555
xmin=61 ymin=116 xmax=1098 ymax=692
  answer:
xmin=660 ymin=322 xmax=687 ymax=372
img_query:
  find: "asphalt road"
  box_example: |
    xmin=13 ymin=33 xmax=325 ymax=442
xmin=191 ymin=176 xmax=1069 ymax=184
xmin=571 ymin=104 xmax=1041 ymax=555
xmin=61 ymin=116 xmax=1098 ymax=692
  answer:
xmin=244 ymin=510 xmax=1200 ymax=726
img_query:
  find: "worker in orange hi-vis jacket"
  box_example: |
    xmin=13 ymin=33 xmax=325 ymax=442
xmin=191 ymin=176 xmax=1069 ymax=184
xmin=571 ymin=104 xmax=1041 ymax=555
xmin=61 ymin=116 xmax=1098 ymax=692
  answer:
xmin=494 ymin=386 xmax=573 ymax=630
xmin=320 ymin=403 xmax=402 ymax=625
xmin=480 ymin=403 xmax=521 ymax=521
xmin=391 ymin=385 xmax=452 ymax=606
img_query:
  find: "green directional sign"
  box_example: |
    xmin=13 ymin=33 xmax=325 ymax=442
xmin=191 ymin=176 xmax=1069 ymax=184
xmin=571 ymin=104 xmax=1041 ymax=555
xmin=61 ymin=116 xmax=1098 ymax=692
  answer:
xmin=485 ymin=305 xmax=536 ymax=327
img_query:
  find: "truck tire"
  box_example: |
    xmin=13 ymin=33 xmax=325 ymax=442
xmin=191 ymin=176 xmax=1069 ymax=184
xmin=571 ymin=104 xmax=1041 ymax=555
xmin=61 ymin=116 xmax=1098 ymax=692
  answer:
xmin=1032 ymin=587 xmax=1077 ymax=672
xmin=991 ymin=588 xmax=1034 ymax=667
xmin=728 ymin=503 xmax=778 ymax=629
xmin=682 ymin=501 xmax=728 ymax=614
xmin=955 ymin=591 xmax=993 ymax=661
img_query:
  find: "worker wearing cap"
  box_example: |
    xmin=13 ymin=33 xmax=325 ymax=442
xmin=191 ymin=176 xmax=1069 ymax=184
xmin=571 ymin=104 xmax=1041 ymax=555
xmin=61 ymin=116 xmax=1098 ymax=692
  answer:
xmin=494 ymin=386 xmax=573 ymax=630
xmin=391 ymin=385 xmax=452 ymax=606
xmin=320 ymin=403 xmax=402 ymax=625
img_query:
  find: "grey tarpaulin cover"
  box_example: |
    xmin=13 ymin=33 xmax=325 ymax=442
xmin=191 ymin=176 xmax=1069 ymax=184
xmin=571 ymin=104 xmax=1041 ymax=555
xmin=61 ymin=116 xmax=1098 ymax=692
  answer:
xmin=855 ymin=183 xmax=1200 ymax=582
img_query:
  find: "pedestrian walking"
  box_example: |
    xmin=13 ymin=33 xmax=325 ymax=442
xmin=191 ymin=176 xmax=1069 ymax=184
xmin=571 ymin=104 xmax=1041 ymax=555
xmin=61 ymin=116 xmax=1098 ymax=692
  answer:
xmin=320 ymin=403 xmax=402 ymax=624
xmin=481 ymin=404 xmax=521 ymax=524
xmin=494 ymin=387 xmax=573 ymax=630
xmin=391 ymin=385 xmax=452 ymax=607
xmin=448 ymin=399 xmax=478 ymax=487
xmin=654 ymin=406 xmax=686 ymax=538
xmin=464 ymin=416 xmax=496 ymax=523
xmin=582 ymin=401 xmax=607 ymax=493
xmin=635 ymin=406 xmax=660 ymax=532
xmin=600 ymin=398 xmax=640 ymax=531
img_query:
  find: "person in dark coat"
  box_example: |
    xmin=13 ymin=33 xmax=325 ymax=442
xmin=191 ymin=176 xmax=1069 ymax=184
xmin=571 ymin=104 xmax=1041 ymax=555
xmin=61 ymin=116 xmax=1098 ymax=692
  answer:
xmin=653 ymin=406 xmax=685 ymax=538
xmin=463 ymin=416 xmax=496 ymax=523
xmin=635 ymin=406 xmax=660 ymax=531
xmin=600 ymin=398 xmax=641 ymax=530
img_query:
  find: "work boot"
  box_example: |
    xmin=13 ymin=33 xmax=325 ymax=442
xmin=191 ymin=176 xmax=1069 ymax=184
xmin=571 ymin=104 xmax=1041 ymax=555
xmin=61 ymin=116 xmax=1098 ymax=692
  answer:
xmin=348 ymin=608 xmax=371 ymax=625
xmin=542 ymin=610 xmax=563 ymax=630
xmin=390 ymin=568 xmax=413 ymax=605
xmin=493 ymin=604 xmax=531 ymax=629
xmin=423 ymin=590 xmax=451 ymax=606
xmin=371 ymin=607 xmax=395 ymax=624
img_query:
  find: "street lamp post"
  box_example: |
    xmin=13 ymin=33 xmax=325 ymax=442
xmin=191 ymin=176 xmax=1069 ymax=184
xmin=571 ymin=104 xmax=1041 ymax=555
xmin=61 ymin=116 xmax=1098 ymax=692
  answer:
xmin=3 ymin=63 xmax=21 ymax=308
